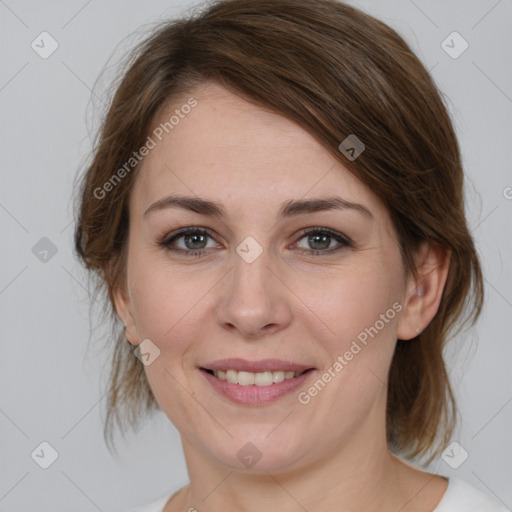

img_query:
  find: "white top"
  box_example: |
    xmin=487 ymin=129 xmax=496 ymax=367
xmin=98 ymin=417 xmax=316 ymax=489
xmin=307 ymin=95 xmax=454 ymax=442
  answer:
xmin=122 ymin=478 xmax=509 ymax=512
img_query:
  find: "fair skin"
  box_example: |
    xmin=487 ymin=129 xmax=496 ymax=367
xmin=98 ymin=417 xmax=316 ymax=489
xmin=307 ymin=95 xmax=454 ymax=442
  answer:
xmin=115 ymin=82 xmax=451 ymax=511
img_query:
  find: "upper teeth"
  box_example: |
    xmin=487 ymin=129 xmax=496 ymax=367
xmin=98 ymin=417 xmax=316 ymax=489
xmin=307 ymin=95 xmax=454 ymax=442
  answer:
xmin=214 ymin=369 xmax=301 ymax=386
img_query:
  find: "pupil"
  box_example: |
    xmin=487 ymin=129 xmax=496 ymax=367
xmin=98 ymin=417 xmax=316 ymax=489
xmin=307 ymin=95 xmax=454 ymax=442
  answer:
xmin=309 ymin=233 xmax=330 ymax=250
xmin=186 ymin=233 xmax=206 ymax=249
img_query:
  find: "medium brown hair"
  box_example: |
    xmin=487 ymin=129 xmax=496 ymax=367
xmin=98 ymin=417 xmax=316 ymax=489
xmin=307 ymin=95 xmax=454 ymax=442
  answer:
xmin=73 ymin=0 xmax=483 ymax=463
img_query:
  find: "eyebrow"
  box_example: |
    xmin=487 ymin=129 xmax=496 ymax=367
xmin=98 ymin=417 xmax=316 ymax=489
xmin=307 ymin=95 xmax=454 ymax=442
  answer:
xmin=143 ymin=194 xmax=373 ymax=220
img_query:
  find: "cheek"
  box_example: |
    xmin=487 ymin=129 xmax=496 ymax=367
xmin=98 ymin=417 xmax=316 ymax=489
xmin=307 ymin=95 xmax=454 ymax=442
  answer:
xmin=127 ymin=262 xmax=215 ymax=426
xmin=302 ymin=261 xmax=402 ymax=349
xmin=127 ymin=257 xmax=221 ymax=354
xmin=300 ymin=264 xmax=403 ymax=421
xmin=297 ymin=266 xmax=403 ymax=425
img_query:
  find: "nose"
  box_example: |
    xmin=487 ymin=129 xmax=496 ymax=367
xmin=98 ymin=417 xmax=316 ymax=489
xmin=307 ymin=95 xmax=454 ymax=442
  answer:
xmin=215 ymin=242 xmax=292 ymax=340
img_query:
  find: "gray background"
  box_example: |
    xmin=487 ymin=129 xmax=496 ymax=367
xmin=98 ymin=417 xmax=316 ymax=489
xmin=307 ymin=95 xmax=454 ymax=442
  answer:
xmin=0 ymin=0 xmax=511 ymax=510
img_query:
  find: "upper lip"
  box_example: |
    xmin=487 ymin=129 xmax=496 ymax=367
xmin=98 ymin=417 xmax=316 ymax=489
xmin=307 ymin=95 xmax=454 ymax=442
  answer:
xmin=200 ymin=358 xmax=314 ymax=373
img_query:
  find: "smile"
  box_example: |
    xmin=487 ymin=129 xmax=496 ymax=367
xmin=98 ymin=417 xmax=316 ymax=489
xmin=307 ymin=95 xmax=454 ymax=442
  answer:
xmin=199 ymin=362 xmax=315 ymax=405
xmin=205 ymin=369 xmax=306 ymax=386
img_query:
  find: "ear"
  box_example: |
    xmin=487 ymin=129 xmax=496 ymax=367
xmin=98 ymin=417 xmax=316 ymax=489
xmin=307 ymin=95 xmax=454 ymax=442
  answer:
xmin=397 ymin=242 xmax=451 ymax=340
xmin=113 ymin=283 xmax=139 ymax=346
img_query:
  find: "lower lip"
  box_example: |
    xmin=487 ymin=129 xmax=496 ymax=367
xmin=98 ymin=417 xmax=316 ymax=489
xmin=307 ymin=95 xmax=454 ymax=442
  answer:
xmin=200 ymin=369 xmax=315 ymax=405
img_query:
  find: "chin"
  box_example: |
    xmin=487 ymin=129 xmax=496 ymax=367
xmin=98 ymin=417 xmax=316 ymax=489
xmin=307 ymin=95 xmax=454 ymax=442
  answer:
xmin=202 ymin=426 xmax=311 ymax=473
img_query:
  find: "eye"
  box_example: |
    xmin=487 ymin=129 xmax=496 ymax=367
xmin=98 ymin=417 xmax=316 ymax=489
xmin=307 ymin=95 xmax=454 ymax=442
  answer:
xmin=293 ymin=228 xmax=352 ymax=255
xmin=159 ymin=227 xmax=220 ymax=257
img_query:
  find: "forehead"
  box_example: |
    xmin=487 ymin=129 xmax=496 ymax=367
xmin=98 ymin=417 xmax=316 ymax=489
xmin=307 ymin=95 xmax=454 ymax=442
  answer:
xmin=130 ymin=82 xmax=381 ymax=218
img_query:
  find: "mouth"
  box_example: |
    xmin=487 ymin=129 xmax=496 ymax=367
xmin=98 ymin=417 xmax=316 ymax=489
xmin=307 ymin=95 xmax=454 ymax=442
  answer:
xmin=198 ymin=359 xmax=316 ymax=405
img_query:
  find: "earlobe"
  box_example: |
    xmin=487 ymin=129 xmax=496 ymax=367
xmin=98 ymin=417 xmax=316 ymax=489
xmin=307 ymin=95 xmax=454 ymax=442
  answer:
xmin=397 ymin=242 xmax=451 ymax=340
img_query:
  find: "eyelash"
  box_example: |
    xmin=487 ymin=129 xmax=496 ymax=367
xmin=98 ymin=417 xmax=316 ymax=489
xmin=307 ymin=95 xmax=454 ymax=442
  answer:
xmin=158 ymin=226 xmax=353 ymax=258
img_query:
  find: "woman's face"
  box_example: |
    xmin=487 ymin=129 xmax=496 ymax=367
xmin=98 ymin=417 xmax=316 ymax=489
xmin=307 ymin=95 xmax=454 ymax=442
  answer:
xmin=116 ymin=82 xmax=416 ymax=472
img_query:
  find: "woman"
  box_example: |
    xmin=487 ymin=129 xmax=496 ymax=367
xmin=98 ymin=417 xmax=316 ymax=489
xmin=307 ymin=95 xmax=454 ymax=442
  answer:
xmin=73 ymin=0 xmax=507 ymax=510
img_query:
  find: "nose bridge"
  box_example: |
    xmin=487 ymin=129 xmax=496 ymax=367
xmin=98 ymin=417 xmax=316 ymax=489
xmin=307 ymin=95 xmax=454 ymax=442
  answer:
xmin=217 ymin=234 xmax=289 ymax=336
xmin=231 ymin=235 xmax=273 ymax=304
